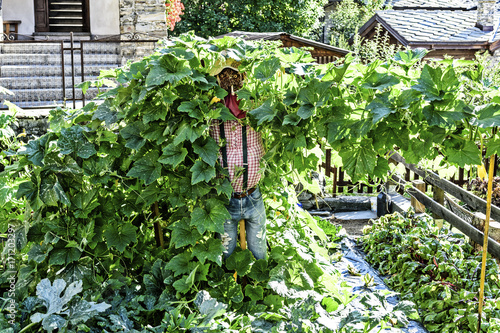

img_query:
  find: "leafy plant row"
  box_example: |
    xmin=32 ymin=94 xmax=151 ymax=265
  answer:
xmin=361 ymin=212 xmax=500 ymax=333
xmin=2 ymin=31 xmax=500 ymax=331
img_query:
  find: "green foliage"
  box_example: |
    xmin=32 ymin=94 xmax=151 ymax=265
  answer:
xmin=172 ymin=0 xmax=328 ymax=39
xmin=0 ymin=95 xmax=28 ymax=234
xmin=328 ymin=0 xmax=385 ymax=49
xmin=361 ymin=212 xmax=500 ymax=332
xmin=4 ymin=32 xmax=500 ymax=332
xmin=30 ymin=279 xmax=110 ymax=332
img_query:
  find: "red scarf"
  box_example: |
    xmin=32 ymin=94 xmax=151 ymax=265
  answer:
xmin=225 ymin=94 xmax=246 ymax=119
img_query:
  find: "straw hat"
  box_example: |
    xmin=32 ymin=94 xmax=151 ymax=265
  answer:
xmin=208 ymin=54 xmax=241 ymax=76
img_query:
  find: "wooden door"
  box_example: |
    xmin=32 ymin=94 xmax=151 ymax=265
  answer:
xmin=82 ymin=0 xmax=90 ymax=33
xmin=34 ymin=0 xmax=50 ymax=32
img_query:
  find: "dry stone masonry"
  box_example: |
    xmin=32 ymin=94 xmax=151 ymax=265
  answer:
xmin=476 ymin=0 xmax=497 ymax=31
xmin=119 ymin=0 xmax=167 ymax=63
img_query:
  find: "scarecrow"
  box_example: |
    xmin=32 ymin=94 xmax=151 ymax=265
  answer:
xmin=209 ymin=56 xmax=267 ymax=260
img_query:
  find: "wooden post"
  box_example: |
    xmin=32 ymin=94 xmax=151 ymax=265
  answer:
xmin=411 ymin=180 xmax=426 ymax=213
xmin=239 ymin=219 xmax=246 ymax=250
xmin=432 ymin=186 xmax=445 ymax=219
xmin=332 ymin=167 xmax=337 ymax=198
xmin=153 ymin=201 xmax=164 ymax=248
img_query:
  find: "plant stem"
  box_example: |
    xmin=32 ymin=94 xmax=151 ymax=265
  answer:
xmin=477 ymin=153 xmax=495 ymax=333
xmin=18 ymin=322 xmax=38 ymax=333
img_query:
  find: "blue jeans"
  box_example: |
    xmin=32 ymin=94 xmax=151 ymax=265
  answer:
xmin=219 ymin=187 xmax=267 ymax=260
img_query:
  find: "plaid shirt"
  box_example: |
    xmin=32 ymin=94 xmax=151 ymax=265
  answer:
xmin=209 ymin=120 xmax=265 ymax=193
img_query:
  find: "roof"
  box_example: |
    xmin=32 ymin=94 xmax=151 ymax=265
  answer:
xmin=216 ymin=31 xmax=350 ymax=56
xmin=386 ymin=0 xmax=477 ymax=10
xmin=374 ymin=9 xmax=500 ymax=43
xmin=358 ymin=4 xmax=500 ymax=53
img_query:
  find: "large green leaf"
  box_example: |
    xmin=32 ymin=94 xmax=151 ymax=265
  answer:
xmin=178 ymin=100 xmax=203 ymax=119
xmin=444 ymin=140 xmax=481 ymax=167
xmin=174 ymin=121 xmax=205 ymax=145
xmin=126 ymin=151 xmax=162 ymax=185
xmin=39 ymin=174 xmax=70 ymax=206
xmin=170 ymin=219 xmax=203 ymax=249
xmin=367 ymin=93 xmax=394 ymax=124
xmin=92 ymin=99 xmax=118 ymax=126
xmin=58 ymin=126 xmax=97 ymax=159
xmin=413 ymin=65 xmax=459 ymax=102
xmin=48 ymin=247 xmax=82 ymax=266
xmin=327 ymin=119 xmax=352 ymax=143
xmin=193 ymin=137 xmax=219 ymax=167
xmin=142 ymin=96 xmax=169 ymax=124
xmin=159 ymin=143 xmax=188 ymax=168
xmin=244 ymin=284 xmax=264 ymax=301
xmin=422 ymin=104 xmax=464 ymax=127
xmin=165 ymin=252 xmax=192 ymax=277
xmin=361 ymin=72 xmax=400 ymax=91
xmin=210 ymin=273 xmax=244 ymax=304
xmin=190 ymin=198 xmax=229 ymax=234
xmin=393 ymin=48 xmax=428 ymax=67
xmin=190 ymin=160 xmax=216 ymax=185
xmin=339 ymin=140 xmax=377 ymax=182
xmin=486 ymin=135 xmax=500 ymax=156
xmin=103 ymin=222 xmax=138 ymax=253
xmin=28 ymin=244 xmax=53 ymax=264
xmin=192 ymin=238 xmax=225 ymax=266
xmin=225 ymin=250 xmax=255 ymax=276
xmin=472 ymin=103 xmax=500 ymax=128
xmin=146 ymin=53 xmax=192 ymax=86
xmin=248 ymin=259 xmax=269 ymax=282
xmin=18 ymin=134 xmax=52 ymax=166
xmin=120 ymin=121 xmax=147 ymax=150
xmin=72 ymin=189 xmax=99 ymax=218
xmin=254 ymin=57 xmax=281 ymax=81
xmin=249 ymin=100 xmax=277 ymax=125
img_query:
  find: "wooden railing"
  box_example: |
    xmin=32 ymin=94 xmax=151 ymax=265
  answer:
xmin=321 ymin=148 xmax=487 ymax=196
xmin=389 ymin=151 xmax=500 ymax=260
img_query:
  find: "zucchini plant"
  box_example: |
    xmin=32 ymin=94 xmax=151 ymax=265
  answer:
xmin=3 ymin=31 xmax=500 ymax=331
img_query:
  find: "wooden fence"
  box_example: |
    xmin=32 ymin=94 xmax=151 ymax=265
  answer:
xmin=320 ymin=149 xmax=495 ymax=196
xmin=388 ymin=151 xmax=500 ymax=260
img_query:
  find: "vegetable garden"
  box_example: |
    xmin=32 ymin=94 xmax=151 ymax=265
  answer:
xmin=2 ymin=32 xmax=500 ymax=332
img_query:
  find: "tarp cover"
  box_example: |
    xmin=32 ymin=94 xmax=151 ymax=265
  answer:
xmin=332 ymin=236 xmax=428 ymax=333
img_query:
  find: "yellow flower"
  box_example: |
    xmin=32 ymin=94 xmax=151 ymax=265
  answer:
xmin=17 ymin=129 xmax=26 ymax=138
xmin=210 ymin=96 xmax=221 ymax=104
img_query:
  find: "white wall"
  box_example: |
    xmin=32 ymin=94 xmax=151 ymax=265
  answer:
xmin=2 ymin=0 xmax=119 ymax=36
xmin=3 ymin=0 xmax=35 ymax=35
xmin=90 ymin=0 xmax=120 ymax=36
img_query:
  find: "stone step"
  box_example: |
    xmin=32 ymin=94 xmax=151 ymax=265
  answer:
xmin=0 ymin=76 xmax=101 ymax=90
xmin=0 ymin=87 xmax=101 ymax=104
xmin=1 ymin=64 xmax=119 ymax=77
xmin=0 ymin=42 xmax=131 ymax=54
xmin=332 ymin=210 xmax=378 ymax=222
xmin=0 ymin=53 xmax=120 ymax=66
xmin=331 ymin=210 xmax=377 ymax=237
xmin=300 ymin=195 xmax=372 ymax=211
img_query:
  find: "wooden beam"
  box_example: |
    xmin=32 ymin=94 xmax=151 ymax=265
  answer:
xmin=389 ymin=151 xmax=500 ymax=222
xmin=391 ymin=174 xmax=500 ymax=259
xmin=411 ymin=180 xmax=426 ymax=213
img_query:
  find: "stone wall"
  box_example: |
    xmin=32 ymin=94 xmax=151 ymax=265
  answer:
xmin=322 ymin=0 xmax=343 ymax=43
xmin=12 ymin=110 xmax=50 ymax=142
xmin=490 ymin=49 xmax=500 ymax=65
xmin=119 ymin=0 xmax=167 ymax=63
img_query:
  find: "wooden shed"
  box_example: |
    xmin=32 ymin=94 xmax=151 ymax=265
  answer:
xmin=216 ymin=31 xmax=350 ymax=64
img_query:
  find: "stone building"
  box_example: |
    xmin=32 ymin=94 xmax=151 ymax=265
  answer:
xmin=0 ymin=0 xmax=167 ymax=118
xmin=321 ymin=0 xmax=342 ymax=44
xmin=2 ymin=0 xmax=167 ymax=40
xmin=357 ymin=0 xmax=500 ymax=60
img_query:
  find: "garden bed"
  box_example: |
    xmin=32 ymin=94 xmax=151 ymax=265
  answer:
xmin=360 ymin=211 xmax=500 ymax=332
